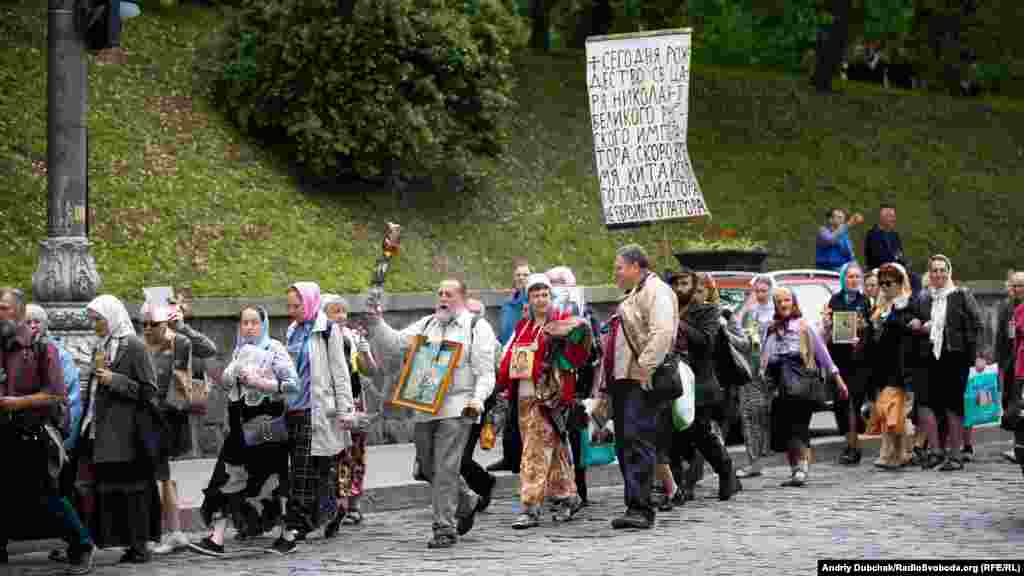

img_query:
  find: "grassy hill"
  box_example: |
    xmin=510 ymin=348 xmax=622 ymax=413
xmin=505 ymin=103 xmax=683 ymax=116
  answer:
xmin=2 ymin=1 xmax=1021 ymax=299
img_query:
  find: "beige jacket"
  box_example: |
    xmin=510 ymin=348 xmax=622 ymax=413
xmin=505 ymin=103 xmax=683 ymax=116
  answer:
xmin=287 ymin=315 xmax=354 ymax=457
xmin=616 ymin=271 xmax=679 ymax=383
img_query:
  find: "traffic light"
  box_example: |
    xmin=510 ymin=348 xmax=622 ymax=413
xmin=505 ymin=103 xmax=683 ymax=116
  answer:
xmin=83 ymin=0 xmax=121 ymax=52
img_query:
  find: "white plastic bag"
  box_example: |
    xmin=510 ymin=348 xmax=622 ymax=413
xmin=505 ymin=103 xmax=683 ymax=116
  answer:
xmin=672 ymin=361 xmax=696 ymax=431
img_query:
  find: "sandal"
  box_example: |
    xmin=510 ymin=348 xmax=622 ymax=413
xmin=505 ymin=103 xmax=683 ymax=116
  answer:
xmin=49 ymin=549 xmax=70 ymax=563
xmin=938 ymin=457 xmax=964 ymax=472
xmin=553 ymin=498 xmax=585 ymax=522
xmin=735 ymin=467 xmax=762 ymax=479
xmin=342 ymin=510 xmax=364 ymax=526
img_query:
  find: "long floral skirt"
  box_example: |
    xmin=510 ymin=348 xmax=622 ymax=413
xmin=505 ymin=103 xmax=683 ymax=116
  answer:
xmin=518 ymin=397 xmax=576 ymax=507
xmin=336 ymin=398 xmax=368 ymax=511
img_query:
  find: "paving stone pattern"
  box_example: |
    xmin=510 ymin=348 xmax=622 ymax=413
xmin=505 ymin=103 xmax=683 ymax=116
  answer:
xmin=6 ymin=445 xmax=1023 ymax=576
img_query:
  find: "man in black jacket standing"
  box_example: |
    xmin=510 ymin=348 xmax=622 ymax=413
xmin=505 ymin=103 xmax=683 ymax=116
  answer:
xmin=864 ymin=205 xmax=921 ymax=294
xmin=660 ymin=269 xmax=740 ymax=507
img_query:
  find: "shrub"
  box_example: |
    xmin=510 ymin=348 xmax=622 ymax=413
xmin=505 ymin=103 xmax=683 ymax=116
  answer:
xmin=202 ymin=0 xmax=525 ymax=183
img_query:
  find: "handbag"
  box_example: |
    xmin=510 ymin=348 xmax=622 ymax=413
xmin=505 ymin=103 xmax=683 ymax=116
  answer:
xmin=786 ymin=320 xmax=833 ymax=408
xmin=619 ymin=318 xmax=683 ymax=403
xmin=242 ymin=414 xmax=289 ymax=447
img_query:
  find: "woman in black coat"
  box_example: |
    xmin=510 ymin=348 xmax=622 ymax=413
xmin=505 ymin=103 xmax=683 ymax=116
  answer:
xmin=909 ymin=255 xmax=985 ymax=471
xmin=79 ymin=295 xmax=161 ymax=563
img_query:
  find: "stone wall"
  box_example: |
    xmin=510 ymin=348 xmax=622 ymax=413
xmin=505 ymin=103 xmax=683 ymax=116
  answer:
xmin=116 ymin=282 xmax=1009 ymax=457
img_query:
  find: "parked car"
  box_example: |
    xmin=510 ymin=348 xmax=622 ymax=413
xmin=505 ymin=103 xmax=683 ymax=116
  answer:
xmin=706 ymin=269 xmax=841 ymax=445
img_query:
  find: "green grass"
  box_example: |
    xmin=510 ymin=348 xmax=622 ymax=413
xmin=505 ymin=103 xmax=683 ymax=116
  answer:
xmin=1 ymin=1 xmax=1022 ymax=299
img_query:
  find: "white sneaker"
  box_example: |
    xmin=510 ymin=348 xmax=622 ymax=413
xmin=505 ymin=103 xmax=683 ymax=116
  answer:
xmin=151 ymin=532 xmax=190 ymax=555
xmin=151 ymin=537 xmax=175 ymax=555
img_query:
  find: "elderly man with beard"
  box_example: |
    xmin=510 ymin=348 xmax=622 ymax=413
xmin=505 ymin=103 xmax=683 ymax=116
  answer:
xmin=367 ymin=279 xmax=496 ymax=549
xmin=657 ymin=269 xmax=740 ymax=506
xmin=999 ymin=270 xmax=1024 ymax=462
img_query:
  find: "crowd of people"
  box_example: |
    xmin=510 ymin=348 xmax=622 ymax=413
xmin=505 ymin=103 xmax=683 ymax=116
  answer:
xmin=0 ymin=228 xmax=1021 ymax=572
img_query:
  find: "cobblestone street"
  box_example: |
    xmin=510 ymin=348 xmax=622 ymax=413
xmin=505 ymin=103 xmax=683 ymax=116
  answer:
xmin=7 ymin=444 xmax=1024 ymax=576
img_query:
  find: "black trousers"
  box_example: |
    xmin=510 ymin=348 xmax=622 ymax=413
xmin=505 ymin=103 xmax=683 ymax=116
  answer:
xmin=668 ymin=408 xmax=732 ymax=491
xmin=611 ymin=381 xmax=662 ymax=516
xmin=461 ymin=394 xmax=497 ymax=495
xmin=500 ymin=394 xmax=522 ymax=472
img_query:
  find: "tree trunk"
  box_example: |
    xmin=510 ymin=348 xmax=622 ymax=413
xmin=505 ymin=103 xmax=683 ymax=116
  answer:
xmin=530 ymin=0 xmax=551 ymax=52
xmin=814 ymin=0 xmax=851 ymax=93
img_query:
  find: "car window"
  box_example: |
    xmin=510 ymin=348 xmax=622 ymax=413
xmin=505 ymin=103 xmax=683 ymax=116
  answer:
xmin=790 ymin=284 xmax=833 ymax=329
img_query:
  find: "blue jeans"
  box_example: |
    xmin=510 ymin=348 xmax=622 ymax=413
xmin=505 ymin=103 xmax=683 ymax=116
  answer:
xmin=611 ymin=381 xmax=663 ymax=516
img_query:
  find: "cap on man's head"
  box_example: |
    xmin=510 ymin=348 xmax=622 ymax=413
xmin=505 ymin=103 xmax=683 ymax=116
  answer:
xmin=526 ymin=273 xmax=552 ymax=292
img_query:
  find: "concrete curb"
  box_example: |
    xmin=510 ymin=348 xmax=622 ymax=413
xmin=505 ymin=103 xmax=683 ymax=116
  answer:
xmin=173 ymin=424 xmax=1013 ymax=531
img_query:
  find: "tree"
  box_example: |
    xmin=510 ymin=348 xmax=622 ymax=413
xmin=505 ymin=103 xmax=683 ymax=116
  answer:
xmin=813 ymin=0 xmax=851 ymax=92
xmin=202 ymin=0 xmax=526 ymax=186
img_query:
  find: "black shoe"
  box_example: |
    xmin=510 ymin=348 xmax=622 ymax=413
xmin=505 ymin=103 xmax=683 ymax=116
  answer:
xmin=456 ymin=503 xmax=478 ymax=536
xmin=485 ymin=458 xmax=516 ymax=473
xmin=427 ymin=533 xmax=457 ymax=549
xmin=293 ymin=530 xmax=307 ymax=542
xmin=50 ymin=548 xmax=70 ymax=563
xmin=476 ymin=474 xmax=496 ymax=513
xmin=324 ymin=514 xmax=343 ymax=539
xmin=910 ymin=447 xmax=926 ymax=466
xmin=961 ymin=445 xmax=974 ymax=462
xmin=719 ymin=465 xmax=740 ymax=501
xmin=650 ymin=487 xmax=669 ymax=510
xmin=118 ymin=548 xmax=150 ymax=564
xmin=67 ymin=546 xmax=95 ymax=575
xmin=188 ymin=537 xmax=225 ymax=558
xmin=683 ymin=487 xmax=696 ymax=502
xmin=611 ymin=508 xmax=652 ymax=530
xmin=268 ymin=537 xmax=297 ymax=556
xmin=938 ymin=456 xmax=964 ymax=472
xmin=839 ymin=447 xmax=862 ymax=465
xmin=670 ymin=489 xmax=685 ymax=508
xmin=922 ymin=451 xmax=944 ymax=470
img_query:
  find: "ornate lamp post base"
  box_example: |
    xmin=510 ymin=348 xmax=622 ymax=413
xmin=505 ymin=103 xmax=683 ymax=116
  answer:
xmin=36 ymin=302 xmax=97 ymax=367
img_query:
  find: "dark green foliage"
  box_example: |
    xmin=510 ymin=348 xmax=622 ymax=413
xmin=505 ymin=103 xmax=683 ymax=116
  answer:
xmin=202 ymin=0 xmax=525 ymax=182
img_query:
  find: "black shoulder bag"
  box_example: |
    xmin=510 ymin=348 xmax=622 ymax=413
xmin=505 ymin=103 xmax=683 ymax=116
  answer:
xmin=619 ymin=321 xmax=682 ymax=403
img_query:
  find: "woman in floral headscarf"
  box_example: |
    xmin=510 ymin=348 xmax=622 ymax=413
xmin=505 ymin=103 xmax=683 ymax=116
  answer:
xmin=762 ymin=287 xmax=848 ymax=487
xmin=270 ymin=282 xmax=354 ymax=555
xmin=909 ymin=255 xmax=984 ymax=471
xmin=189 ymin=305 xmax=297 ymax=557
xmin=497 ymin=273 xmax=591 ymax=529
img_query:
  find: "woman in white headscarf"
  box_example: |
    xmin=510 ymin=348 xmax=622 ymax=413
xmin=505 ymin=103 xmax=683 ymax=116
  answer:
xmin=736 ymin=274 xmax=775 ymax=477
xmin=77 ymin=295 xmax=161 ymax=563
xmin=909 ymin=255 xmax=985 ymax=471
